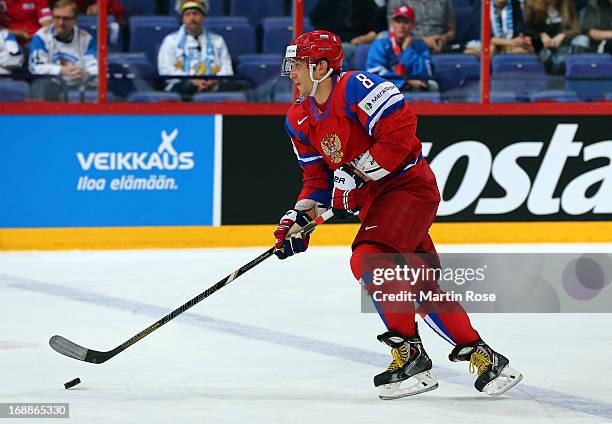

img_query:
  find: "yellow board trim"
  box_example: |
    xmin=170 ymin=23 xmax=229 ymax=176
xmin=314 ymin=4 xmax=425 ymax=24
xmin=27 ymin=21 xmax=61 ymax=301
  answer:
xmin=1 ymin=222 xmax=611 ymax=250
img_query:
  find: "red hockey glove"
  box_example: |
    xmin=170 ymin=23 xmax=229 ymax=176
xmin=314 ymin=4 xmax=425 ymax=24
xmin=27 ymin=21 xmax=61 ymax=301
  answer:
xmin=274 ymin=209 xmax=312 ymax=260
xmin=332 ymin=166 xmax=366 ymax=220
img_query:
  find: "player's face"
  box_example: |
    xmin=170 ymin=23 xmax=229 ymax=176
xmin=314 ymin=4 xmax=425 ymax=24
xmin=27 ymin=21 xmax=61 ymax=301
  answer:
xmin=182 ymin=9 xmax=205 ymax=35
xmin=52 ymin=5 xmax=76 ymax=37
xmin=289 ymin=59 xmax=313 ymax=96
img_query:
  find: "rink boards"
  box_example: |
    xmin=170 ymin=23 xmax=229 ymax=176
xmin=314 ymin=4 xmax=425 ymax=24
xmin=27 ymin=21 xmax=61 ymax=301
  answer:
xmin=0 ymin=113 xmax=610 ymax=249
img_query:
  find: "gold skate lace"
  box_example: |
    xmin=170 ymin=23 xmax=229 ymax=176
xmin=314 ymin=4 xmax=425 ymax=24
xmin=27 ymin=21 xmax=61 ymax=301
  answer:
xmin=469 ymin=351 xmax=492 ymax=376
xmin=386 ymin=345 xmax=409 ymax=372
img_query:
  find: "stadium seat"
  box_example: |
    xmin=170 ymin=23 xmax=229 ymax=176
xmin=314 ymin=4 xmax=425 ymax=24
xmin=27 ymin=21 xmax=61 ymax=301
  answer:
xmin=128 ymin=91 xmax=181 ymax=102
xmin=606 ymin=92 xmax=612 ymax=100
xmin=206 ymin=21 xmax=256 ymax=59
xmin=206 ymin=16 xmax=249 ymax=26
xmin=122 ymin=0 xmax=156 ymax=16
xmin=66 ymin=91 xmax=114 ymax=102
xmin=566 ymin=54 xmax=612 ymax=67
xmin=565 ymin=62 xmax=612 ymax=100
xmin=274 ymin=91 xmax=293 ymax=103
xmin=237 ymin=54 xmax=282 ymax=87
xmin=230 ymin=0 xmax=286 ymax=27
xmin=403 ymin=92 xmax=441 ymax=102
xmin=107 ymin=58 xmax=156 ymax=98
xmin=492 ymin=74 xmax=561 ymax=101
xmin=493 ymin=62 xmax=546 ymax=74
xmin=529 ymin=90 xmax=581 ymax=102
xmin=466 ymin=91 xmax=520 ymax=103
xmin=262 ymin=17 xmax=313 ymax=54
xmin=452 ymin=0 xmax=473 ymax=6
xmin=0 ymin=80 xmax=29 ymax=102
xmin=192 ymin=91 xmax=247 ymax=102
xmin=491 ymin=54 xmax=540 ymax=73
xmin=432 ymin=54 xmax=480 ymax=93
xmin=129 ymin=16 xmax=178 ymax=66
xmin=77 ymin=16 xmax=123 ymax=52
xmin=352 ymin=43 xmax=371 ymax=71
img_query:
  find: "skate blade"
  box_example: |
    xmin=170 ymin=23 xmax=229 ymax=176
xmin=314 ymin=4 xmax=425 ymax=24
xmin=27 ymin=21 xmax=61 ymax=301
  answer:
xmin=378 ymin=371 xmax=439 ymax=400
xmin=484 ymin=366 xmax=523 ymax=397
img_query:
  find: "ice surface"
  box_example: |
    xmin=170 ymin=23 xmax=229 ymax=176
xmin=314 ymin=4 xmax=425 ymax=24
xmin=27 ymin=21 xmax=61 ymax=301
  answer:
xmin=1 ymin=244 xmax=611 ymax=423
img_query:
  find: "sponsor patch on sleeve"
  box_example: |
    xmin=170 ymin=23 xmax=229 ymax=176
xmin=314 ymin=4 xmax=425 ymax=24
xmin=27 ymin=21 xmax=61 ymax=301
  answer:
xmin=358 ymin=81 xmax=401 ymax=117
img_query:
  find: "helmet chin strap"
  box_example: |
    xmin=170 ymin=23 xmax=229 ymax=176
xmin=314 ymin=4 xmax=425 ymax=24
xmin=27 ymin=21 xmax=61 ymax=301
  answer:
xmin=308 ymin=63 xmax=333 ymax=97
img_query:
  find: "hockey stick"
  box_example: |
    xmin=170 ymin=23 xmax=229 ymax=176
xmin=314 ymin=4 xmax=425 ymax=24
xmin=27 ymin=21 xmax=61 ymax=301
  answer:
xmin=49 ymin=209 xmax=335 ymax=364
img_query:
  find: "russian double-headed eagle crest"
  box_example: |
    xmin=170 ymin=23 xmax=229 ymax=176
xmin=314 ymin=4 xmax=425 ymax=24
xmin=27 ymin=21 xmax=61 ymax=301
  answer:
xmin=321 ymin=133 xmax=343 ymax=163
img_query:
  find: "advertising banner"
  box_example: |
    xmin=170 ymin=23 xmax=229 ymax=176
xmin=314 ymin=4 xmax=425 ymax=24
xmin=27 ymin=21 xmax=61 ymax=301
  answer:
xmin=0 ymin=115 xmax=219 ymax=228
xmin=222 ymin=115 xmax=612 ymax=224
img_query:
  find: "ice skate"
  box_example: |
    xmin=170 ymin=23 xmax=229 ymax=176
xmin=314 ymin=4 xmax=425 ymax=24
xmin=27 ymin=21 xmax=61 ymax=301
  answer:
xmin=374 ymin=325 xmax=439 ymax=400
xmin=449 ymin=340 xmax=523 ymax=396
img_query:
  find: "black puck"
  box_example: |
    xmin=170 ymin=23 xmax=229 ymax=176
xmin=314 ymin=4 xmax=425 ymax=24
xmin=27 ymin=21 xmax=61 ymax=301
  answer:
xmin=64 ymin=378 xmax=81 ymax=389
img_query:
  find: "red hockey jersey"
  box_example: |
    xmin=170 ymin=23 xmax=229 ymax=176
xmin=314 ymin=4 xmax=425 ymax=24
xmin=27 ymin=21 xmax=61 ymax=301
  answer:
xmin=285 ymin=70 xmax=423 ymax=206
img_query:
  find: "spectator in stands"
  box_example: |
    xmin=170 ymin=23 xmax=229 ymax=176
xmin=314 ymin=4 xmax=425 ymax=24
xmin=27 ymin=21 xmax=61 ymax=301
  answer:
xmin=0 ymin=0 xmax=51 ymax=44
xmin=582 ymin=0 xmax=612 ymax=53
xmin=464 ymin=0 xmax=533 ymax=56
xmin=524 ymin=0 xmax=590 ymax=73
xmin=158 ymin=0 xmax=233 ymax=98
xmin=29 ymin=0 xmax=97 ymax=100
xmin=310 ymin=0 xmax=386 ymax=63
xmin=366 ymin=5 xmax=438 ymax=91
xmin=0 ymin=23 xmax=24 ymax=73
xmin=385 ymin=0 xmax=456 ymax=53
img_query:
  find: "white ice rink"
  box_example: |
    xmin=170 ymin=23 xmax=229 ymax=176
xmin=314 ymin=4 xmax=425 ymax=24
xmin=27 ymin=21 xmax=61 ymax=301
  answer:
xmin=1 ymin=244 xmax=612 ymax=424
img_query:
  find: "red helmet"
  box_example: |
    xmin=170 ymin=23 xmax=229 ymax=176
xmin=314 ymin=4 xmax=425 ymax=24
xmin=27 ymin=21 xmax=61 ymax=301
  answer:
xmin=282 ymin=30 xmax=343 ymax=75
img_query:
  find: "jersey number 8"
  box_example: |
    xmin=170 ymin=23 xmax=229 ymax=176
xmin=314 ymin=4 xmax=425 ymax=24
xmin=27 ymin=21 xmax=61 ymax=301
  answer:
xmin=356 ymin=73 xmax=374 ymax=89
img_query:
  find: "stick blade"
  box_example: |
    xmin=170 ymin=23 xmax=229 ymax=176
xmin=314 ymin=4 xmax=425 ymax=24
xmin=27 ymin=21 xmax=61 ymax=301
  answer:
xmin=49 ymin=335 xmax=90 ymax=362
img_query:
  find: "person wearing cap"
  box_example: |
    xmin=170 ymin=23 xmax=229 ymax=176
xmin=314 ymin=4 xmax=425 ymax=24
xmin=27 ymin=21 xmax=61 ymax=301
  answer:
xmin=158 ymin=0 xmax=233 ymax=97
xmin=385 ymin=0 xmax=456 ymax=53
xmin=366 ymin=5 xmax=437 ymax=91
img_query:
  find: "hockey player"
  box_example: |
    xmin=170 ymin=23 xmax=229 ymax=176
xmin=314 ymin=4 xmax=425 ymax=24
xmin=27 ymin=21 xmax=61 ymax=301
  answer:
xmin=0 ymin=24 xmax=24 ymax=73
xmin=273 ymin=30 xmax=523 ymax=400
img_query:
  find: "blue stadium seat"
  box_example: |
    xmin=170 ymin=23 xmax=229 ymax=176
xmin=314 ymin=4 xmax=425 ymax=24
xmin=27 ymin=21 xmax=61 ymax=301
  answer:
xmin=77 ymin=16 xmax=123 ymax=52
xmin=491 ymin=54 xmax=539 ymax=72
xmin=466 ymin=91 xmax=520 ymax=103
xmin=237 ymin=54 xmax=282 ymax=87
xmin=206 ymin=16 xmax=249 ymax=26
xmin=566 ymin=54 xmax=612 ymax=67
xmin=231 ymin=0 xmax=286 ymax=27
xmin=128 ymin=91 xmax=181 ymax=102
xmin=353 ymin=43 xmax=371 ymax=71
xmin=274 ymin=91 xmax=293 ymax=103
xmin=108 ymin=52 xmax=151 ymax=64
xmin=192 ymin=91 xmax=247 ymax=102
xmin=493 ymin=61 xmax=546 ymax=74
xmin=432 ymin=54 xmax=480 ymax=93
xmin=454 ymin=6 xmax=480 ymax=44
xmin=262 ymin=17 xmax=313 ymax=54
xmin=0 ymin=80 xmax=29 ymax=102
xmin=565 ymin=62 xmax=612 ymax=100
xmin=206 ymin=22 xmax=256 ymax=59
xmin=453 ymin=0 xmax=472 ymax=6
xmin=107 ymin=56 xmax=155 ymax=98
xmin=606 ymin=92 xmax=612 ymax=100
xmin=123 ymin=0 xmax=156 ymax=16
xmin=129 ymin=16 xmax=178 ymax=65
xmin=67 ymin=91 xmax=114 ymax=102
xmin=529 ymin=90 xmax=581 ymax=102
xmin=403 ymin=92 xmax=441 ymax=102
xmin=492 ymin=75 xmax=561 ymax=101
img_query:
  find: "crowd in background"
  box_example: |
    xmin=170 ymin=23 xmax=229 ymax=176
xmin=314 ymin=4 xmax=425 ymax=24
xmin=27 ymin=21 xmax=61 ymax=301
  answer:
xmin=0 ymin=0 xmax=610 ymax=101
